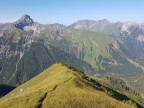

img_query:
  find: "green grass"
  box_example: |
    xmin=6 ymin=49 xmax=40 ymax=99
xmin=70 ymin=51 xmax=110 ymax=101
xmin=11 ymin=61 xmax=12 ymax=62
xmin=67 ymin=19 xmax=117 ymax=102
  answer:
xmin=119 ymin=75 xmax=144 ymax=98
xmin=92 ymin=76 xmax=144 ymax=106
xmin=0 ymin=63 xmax=139 ymax=108
xmin=49 ymin=28 xmax=114 ymax=68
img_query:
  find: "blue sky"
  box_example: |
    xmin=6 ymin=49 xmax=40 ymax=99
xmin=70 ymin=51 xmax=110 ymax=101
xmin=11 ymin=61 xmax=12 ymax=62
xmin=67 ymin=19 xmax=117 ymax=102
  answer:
xmin=0 ymin=0 xmax=144 ymax=25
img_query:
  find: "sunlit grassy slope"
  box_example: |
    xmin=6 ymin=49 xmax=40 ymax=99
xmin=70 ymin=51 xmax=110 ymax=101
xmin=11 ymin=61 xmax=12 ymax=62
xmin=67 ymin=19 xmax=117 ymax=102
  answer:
xmin=40 ymin=26 xmax=113 ymax=68
xmin=92 ymin=76 xmax=144 ymax=106
xmin=0 ymin=63 xmax=140 ymax=108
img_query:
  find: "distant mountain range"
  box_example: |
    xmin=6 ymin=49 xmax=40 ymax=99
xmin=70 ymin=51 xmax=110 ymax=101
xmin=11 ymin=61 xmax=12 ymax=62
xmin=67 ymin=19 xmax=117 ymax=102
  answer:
xmin=70 ymin=19 xmax=144 ymax=65
xmin=0 ymin=15 xmax=144 ymax=96
xmin=0 ymin=15 xmax=94 ymax=86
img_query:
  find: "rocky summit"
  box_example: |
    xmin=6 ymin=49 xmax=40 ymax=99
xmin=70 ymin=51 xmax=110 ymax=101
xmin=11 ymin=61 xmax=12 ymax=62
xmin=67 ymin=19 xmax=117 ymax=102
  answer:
xmin=14 ymin=14 xmax=34 ymax=30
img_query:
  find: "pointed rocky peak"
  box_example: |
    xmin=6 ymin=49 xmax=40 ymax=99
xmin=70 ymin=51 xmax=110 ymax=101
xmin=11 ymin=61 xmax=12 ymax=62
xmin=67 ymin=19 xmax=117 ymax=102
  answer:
xmin=14 ymin=14 xmax=35 ymax=30
xmin=20 ymin=14 xmax=33 ymax=22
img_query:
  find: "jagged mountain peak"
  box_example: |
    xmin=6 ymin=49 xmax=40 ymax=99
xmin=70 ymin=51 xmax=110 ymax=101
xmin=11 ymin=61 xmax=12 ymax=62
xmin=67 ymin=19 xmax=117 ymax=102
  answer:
xmin=20 ymin=14 xmax=31 ymax=19
xmin=18 ymin=14 xmax=34 ymax=24
xmin=14 ymin=14 xmax=34 ymax=30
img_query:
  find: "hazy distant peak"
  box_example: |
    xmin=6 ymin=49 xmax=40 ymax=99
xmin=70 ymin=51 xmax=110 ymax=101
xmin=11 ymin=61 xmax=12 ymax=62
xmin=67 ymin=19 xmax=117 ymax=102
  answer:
xmin=71 ymin=19 xmax=110 ymax=24
xmin=69 ymin=19 xmax=110 ymax=31
xmin=98 ymin=19 xmax=110 ymax=24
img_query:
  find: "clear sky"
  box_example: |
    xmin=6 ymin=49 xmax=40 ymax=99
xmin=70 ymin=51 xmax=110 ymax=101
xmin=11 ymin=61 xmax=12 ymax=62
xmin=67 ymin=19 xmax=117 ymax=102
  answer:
xmin=0 ymin=0 xmax=144 ymax=25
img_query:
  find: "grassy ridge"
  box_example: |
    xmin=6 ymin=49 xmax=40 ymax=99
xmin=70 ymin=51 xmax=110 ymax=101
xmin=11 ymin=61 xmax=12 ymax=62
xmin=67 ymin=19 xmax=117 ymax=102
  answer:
xmin=0 ymin=63 xmax=141 ymax=108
